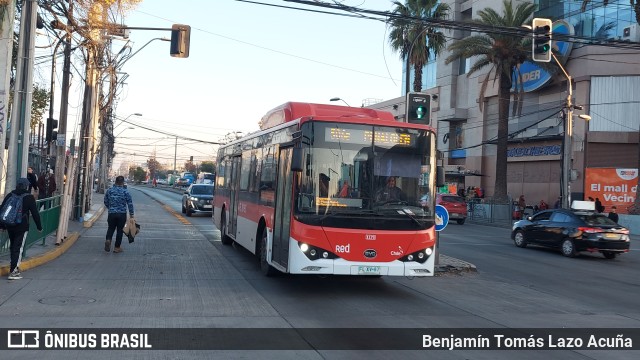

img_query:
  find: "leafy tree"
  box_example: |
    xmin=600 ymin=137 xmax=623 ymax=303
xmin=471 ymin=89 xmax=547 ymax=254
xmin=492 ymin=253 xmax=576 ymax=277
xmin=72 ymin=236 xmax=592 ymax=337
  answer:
xmin=147 ymin=156 xmax=161 ymax=180
xmin=200 ymin=161 xmax=216 ymax=174
xmin=388 ymin=0 xmax=450 ymax=92
xmin=445 ymin=0 xmax=536 ymax=202
xmin=184 ymin=160 xmax=196 ymax=173
xmin=31 ymin=86 xmax=50 ymax=130
xmin=132 ymin=166 xmax=146 ymax=183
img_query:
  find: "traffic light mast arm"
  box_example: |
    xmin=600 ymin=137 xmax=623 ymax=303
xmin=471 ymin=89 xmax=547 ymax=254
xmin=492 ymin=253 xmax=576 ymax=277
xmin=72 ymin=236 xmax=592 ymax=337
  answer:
xmin=110 ymin=25 xmax=190 ymax=58
xmin=117 ymin=37 xmax=170 ymax=69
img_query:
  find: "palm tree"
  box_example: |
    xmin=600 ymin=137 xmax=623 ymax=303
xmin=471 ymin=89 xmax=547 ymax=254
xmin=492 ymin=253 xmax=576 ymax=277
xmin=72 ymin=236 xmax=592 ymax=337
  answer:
xmin=444 ymin=0 xmax=536 ymax=202
xmin=388 ymin=0 xmax=450 ymax=92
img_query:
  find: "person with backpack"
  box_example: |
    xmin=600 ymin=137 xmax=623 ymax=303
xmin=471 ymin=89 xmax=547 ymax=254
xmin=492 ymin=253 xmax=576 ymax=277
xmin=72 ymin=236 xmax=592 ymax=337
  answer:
xmin=0 ymin=178 xmax=43 ymax=280
xmin=104 ymin=175 xmax=134 ymax=253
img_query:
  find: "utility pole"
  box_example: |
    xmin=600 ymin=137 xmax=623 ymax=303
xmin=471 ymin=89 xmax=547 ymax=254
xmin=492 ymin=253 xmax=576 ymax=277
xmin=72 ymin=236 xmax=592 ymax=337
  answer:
xmin=75 ymin=43 xmax=101 ymax=219
xmin=7 ymin=0 xmax=38 ymax=191
xmin=174 ymin=136 xmax=177 ymax=174
xmin=0 ymin=0 xmax=16 ymax=196
xmin=54 ymin=0 xmax=74 ymax=200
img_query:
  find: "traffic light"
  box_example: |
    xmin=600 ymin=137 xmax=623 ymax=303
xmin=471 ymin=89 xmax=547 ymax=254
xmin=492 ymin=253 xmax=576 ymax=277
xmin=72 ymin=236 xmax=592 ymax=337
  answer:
xmin=532 ymin=18 xmax=552 ymax=62
xmin=46 ymin=118 xmax=58 ymax=142
xmin=170 ymin=24 xmax=191 ymax=58
xmin=405 ymin=92 xmax=431 ymax=124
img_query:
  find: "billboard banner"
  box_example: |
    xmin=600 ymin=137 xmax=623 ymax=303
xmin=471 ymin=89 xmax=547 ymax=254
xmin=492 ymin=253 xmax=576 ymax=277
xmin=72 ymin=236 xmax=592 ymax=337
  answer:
xmin=584 ymin=168 xmax=638 ymax=214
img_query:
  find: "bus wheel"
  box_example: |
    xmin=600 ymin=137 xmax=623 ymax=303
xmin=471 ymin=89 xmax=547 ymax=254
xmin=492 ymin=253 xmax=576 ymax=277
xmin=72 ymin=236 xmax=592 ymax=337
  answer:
xmin=220 ymin=212 xmax=232 ymax=245
xmin=260 ymin=228 xmax=277 ymax=277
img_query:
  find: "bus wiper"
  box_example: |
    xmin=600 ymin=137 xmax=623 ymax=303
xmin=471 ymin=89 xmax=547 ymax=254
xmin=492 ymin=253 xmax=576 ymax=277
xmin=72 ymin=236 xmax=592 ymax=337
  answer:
xmin=394 ymin=209 xmax=425 ymax=228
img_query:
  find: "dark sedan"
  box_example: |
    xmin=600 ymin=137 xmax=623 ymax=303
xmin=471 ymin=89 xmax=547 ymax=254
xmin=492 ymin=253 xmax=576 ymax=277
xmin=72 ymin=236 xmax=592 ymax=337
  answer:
xmin=511 ymin=208 xmax=630 ymax=258
xmin=182 ymin=184 xmax=214 ymax=217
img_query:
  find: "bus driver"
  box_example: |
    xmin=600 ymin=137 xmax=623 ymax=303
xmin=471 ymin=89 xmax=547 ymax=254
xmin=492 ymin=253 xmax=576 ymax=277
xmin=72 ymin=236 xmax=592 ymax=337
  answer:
xmin=375 ymin=176 xmax=407 ymax=203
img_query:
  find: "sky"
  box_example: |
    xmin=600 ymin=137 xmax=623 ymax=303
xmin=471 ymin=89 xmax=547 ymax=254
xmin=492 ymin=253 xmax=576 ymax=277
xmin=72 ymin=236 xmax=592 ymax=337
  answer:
xmin=37 ymin=0 xmax=406 ymax=173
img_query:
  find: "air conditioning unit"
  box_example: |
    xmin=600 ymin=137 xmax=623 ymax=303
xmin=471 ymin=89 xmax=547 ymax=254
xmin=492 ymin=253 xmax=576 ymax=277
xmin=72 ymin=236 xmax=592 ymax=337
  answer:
xmin=622 ymin=24 xmax=640 ymax=42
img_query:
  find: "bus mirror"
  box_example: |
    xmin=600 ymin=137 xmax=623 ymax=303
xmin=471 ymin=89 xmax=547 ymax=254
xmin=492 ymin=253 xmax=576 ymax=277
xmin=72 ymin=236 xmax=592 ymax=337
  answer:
xmin=436 ymin=166 xmax=445 ymax=187
xmin=291 ymin=148 xmax=303 ymax=172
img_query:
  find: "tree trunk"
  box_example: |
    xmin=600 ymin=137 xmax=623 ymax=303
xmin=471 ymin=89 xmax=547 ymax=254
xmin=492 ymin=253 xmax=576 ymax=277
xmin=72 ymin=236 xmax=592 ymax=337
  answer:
xmin=413 ymin=63 xmax=423 ymax=92
xmin=493 ymin=71 xmax=512 ymax=203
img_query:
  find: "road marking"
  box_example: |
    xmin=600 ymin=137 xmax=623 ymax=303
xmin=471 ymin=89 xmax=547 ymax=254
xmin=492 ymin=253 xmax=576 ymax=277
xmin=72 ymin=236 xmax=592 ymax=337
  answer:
xmin=162 ymin=204 xmax=191 ymax=225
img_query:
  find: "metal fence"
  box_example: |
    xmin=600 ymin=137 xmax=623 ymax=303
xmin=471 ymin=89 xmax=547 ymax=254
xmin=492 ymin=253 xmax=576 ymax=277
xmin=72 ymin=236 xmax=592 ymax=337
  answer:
xmin=466 ymin=197 xmax=514 ymax=228
xmin=0 ymin=195 xmax=62 ymax=258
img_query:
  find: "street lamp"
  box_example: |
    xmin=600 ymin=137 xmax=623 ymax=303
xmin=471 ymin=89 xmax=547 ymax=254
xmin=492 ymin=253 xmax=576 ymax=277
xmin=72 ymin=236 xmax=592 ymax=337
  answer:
xmin=330 ymin=97 xmax=351 ymax=107
xmin=115 ymin=112 xmax=142 ymax=129
xmin=115 ymin=126 xmax=135 ymax=138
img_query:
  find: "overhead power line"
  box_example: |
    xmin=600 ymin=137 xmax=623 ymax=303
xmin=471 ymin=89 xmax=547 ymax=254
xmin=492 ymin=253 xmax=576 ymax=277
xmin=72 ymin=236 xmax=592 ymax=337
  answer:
xmin=280 ymin=0 xmax=640 ymax=51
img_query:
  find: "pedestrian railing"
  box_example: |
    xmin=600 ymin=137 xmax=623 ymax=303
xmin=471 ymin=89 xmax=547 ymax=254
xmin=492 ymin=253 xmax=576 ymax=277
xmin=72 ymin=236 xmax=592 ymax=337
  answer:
xmin=0 ymin=195 xmax=62 ymax=258
xmin=466 ymin=197 xmax=513 ymax=228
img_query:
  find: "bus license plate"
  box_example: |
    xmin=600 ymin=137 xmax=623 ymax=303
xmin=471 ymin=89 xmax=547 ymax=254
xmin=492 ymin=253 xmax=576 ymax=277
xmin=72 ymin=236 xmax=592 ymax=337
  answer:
xmin=358 ymin=266 xmax=380 ymax=275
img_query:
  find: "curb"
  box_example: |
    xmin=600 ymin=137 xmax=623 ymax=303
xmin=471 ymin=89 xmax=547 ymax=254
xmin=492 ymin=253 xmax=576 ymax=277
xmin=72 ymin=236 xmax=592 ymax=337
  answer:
xmin=83 ymin=205 xmax=105 ymax=228
xmin=0 ymin=232 xmax=80 ymax=276
xmin=435 ymin=254 xmax=477 ymax=275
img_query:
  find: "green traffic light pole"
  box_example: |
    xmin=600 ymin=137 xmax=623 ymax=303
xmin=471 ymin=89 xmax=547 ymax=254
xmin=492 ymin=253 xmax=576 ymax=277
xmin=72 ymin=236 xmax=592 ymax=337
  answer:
xmin=42 ymin=37 xmax=65 ymax=203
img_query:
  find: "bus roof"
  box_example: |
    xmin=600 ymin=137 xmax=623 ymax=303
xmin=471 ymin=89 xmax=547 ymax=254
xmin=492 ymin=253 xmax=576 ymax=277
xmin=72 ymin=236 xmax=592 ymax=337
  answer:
xmin=259 ymin=102 xmax=395 ymax=130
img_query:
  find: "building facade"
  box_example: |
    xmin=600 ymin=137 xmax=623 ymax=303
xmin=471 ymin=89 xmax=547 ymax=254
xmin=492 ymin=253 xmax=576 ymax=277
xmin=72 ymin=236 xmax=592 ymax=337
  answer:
xmin=369 ymin=0 xmax=640 ymax=210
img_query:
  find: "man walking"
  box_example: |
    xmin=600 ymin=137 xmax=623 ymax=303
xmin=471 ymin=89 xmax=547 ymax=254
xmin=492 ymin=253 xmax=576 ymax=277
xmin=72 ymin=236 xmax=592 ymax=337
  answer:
xmin=104 ymin=175 xmax=134 ymax=253
xmin=27 ymin=167 xmax=38 ymax=194
xmin=0 ymin=178 xmax=43 ymax=280
xmin=37 ymin=169 xmax=57 ymax=209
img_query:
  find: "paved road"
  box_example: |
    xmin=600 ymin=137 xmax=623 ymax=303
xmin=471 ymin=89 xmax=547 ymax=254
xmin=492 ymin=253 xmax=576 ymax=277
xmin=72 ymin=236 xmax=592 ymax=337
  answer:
xmin=1 ymin=186 xmax=638 ymax=359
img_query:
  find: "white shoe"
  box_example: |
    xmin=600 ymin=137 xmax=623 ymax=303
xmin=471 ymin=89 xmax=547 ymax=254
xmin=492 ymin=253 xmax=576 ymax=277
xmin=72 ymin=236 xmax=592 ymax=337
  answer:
xmin=8 ymin=270 xmax=22 ymax=280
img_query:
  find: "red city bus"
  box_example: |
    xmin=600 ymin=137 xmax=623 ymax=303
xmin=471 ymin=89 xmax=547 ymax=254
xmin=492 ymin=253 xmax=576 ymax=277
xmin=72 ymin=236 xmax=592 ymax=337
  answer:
xmin=213 ymin=102 xmax=440 ymax=276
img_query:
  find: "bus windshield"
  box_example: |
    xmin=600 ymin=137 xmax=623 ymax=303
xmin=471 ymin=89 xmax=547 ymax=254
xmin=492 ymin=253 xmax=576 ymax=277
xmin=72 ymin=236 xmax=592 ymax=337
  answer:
xmin=294 ymin=121 xmax=435 ymax=230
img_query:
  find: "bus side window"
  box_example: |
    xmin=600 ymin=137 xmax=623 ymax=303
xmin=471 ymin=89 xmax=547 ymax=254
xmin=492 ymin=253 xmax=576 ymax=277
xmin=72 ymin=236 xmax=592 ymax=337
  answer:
xmin=259 ymin=147 xmax=276 ymax=206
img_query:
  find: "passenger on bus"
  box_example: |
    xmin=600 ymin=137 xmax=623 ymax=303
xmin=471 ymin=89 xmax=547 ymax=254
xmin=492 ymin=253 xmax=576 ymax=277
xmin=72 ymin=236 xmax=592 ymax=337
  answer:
xmin=375 ymin=176 xmax=406 ymax=203
xmin=319 ymin=173 xmax=330 ymax=197
xmin=338 ymin=180 xmax=350 ymax=198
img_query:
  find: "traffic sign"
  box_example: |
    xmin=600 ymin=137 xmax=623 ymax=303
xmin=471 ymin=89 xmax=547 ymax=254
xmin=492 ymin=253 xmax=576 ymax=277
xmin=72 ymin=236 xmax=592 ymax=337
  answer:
xmin=435 ymin=204 xmax=449 ymax=232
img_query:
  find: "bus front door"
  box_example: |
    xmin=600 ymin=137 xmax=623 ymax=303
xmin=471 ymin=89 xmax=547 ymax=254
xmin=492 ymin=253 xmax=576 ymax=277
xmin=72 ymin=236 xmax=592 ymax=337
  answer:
xmin=272 ymin=147 xmax=293 ymax=270
xmin=229 ymin=156 xmax=241 ymax=238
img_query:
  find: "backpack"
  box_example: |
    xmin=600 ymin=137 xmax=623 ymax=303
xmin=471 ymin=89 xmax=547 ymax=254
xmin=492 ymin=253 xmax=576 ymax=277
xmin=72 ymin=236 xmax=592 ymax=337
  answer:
xmin=0 ymin=193 xmax=29 ymax=227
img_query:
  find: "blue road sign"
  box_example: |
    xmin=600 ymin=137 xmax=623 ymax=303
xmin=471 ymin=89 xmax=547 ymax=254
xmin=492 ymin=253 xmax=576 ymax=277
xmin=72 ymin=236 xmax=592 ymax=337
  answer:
xmin=435 ymin=204 xmax=449 ymax=232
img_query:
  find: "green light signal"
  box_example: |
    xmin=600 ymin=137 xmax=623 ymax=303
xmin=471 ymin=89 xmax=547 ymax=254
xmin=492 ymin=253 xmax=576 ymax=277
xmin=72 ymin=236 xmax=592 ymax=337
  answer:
xmin=416 ymin=106 xmax=426 ymax=119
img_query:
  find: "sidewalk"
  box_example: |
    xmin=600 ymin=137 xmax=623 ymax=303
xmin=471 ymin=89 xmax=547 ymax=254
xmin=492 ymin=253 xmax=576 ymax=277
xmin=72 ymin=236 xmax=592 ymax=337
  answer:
xmin=1 ymin=188 xmax=476 ymax=276
xmin=0 ymin=192 xmax=105 ymax=276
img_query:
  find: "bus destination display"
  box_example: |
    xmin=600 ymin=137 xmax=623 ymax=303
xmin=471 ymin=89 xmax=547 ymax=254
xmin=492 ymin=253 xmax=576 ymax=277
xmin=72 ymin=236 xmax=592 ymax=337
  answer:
xmin=325 ymin=128 xmax=413 ymax=146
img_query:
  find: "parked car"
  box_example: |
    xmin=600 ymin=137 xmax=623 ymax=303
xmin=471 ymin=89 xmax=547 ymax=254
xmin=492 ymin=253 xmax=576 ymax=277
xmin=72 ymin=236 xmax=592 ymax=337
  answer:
xmin=182 ymin=184 xmax=214 ymax=217
xmin=436 ymin=194 xmax=467 ymax=225
xmin=511 ymin=203 xmax=630 ymax=258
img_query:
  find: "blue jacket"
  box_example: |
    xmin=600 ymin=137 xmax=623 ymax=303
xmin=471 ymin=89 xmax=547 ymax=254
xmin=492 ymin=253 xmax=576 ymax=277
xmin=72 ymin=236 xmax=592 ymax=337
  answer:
xmin=104 ymin=185 xmax=134 ymax=215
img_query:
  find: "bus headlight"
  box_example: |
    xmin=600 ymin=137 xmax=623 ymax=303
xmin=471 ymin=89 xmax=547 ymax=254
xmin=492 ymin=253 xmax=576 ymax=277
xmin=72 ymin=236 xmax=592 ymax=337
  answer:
xmin=297 ymin=242 xmax=337 ymax=260
xmin=400 ymin=247 xmax=434 ymax=264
